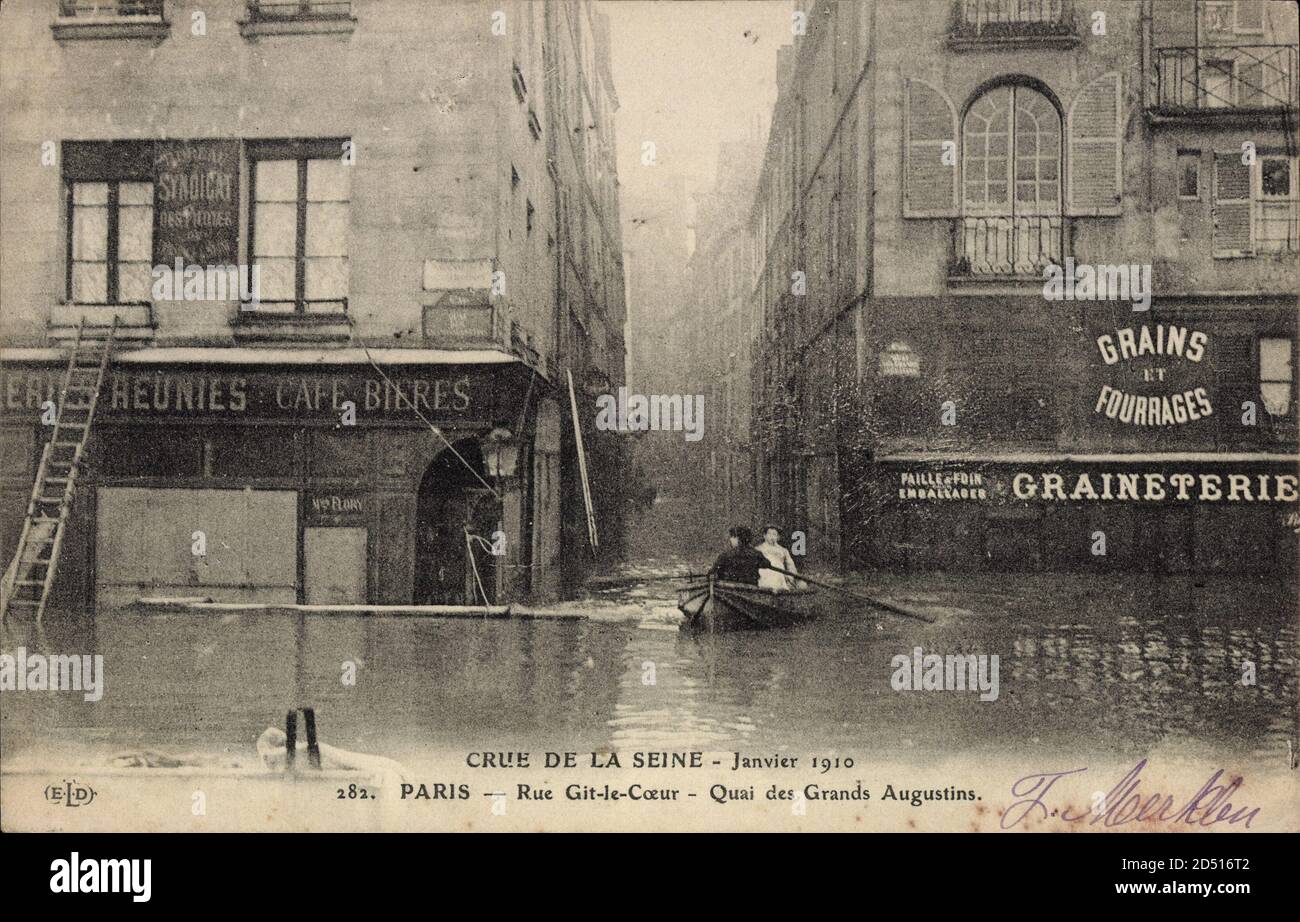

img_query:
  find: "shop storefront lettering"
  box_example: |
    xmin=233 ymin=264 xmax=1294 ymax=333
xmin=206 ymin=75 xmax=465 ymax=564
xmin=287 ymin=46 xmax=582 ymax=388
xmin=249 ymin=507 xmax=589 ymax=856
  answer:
xmin=112 ymin=373 xmax=248 ymax=412
xmin=1094 ymin=323 xmax=1214 ymax=427
xmin=898 ymin=471 xmax=988 ymax=500
xmin=1012 ymin=471 xmax=1299 ymax=503
xmin=310 ymin=495 xmax=364 ymax=515
xmin=0 ymin=369 xmax=477 ymax=418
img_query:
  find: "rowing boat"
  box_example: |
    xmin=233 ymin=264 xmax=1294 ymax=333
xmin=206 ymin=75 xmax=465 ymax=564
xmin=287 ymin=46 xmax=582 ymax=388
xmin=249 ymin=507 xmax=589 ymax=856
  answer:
xmin=677 ymin=579 xmax=819 ymax=632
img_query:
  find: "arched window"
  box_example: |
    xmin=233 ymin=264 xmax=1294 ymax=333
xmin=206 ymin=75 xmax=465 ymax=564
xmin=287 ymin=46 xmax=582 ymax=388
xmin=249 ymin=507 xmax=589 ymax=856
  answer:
xmin=960 ymin=83 xmax=1063 ymax=274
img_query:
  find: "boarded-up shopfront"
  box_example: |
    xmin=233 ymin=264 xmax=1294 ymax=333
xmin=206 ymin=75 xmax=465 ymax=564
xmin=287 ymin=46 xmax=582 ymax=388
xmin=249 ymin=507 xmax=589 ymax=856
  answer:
xmin=0 ymin=353 xmax=546 ymax=612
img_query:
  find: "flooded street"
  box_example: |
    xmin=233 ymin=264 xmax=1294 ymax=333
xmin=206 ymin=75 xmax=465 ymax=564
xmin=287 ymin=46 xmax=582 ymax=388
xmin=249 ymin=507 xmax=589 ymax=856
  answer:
xmin=3 ymin=572 xmax=1295 ymax=772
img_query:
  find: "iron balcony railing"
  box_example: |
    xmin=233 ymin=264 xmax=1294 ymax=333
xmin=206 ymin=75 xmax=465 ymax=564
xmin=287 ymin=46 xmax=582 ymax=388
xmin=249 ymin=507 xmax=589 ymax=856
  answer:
xmin=951 ymin=214 xmax=1065 ymax=278
xmin=952 ymin=0 xmax=1075 ymax=38
xmin=247 ymin=1 xmax=352 ymax=20
xmin=59 ymin=1 xmax=164 ymax=16
xmin=1153 ymin=45 xmax=1298 ymax=113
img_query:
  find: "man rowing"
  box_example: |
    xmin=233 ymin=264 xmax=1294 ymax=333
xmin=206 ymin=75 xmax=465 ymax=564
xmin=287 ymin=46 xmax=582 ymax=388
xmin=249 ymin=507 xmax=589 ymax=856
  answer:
xmin=709 ymin=525 xmax=767 ymax=585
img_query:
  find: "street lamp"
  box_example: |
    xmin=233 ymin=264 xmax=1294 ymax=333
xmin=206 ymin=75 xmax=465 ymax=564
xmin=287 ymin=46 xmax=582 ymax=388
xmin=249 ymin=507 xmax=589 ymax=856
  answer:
xmin=482 ymin=426 xmax=518 ymax=480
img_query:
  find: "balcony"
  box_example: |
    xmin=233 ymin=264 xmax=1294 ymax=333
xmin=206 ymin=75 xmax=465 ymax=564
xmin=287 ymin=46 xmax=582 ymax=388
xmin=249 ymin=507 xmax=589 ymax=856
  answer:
xmin=948 ymin=0 xmax=1079 ymax=51
xmin=1152 ymin=45 xmax=1298 ymax=121
xmin=53 ymin=1 xmax=169 ymax=41
xmin=240 ymin=1 xmax=355 ymax=38
xmin=949 ymin=214 xmax=1065 ymax=282
xmin=59 ymin=0 xmax=163 ymax=14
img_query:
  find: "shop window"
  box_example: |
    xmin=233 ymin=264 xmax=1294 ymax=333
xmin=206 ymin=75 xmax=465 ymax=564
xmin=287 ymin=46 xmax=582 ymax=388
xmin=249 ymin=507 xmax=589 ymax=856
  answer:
xmin=0 ymin=426 xmax=34 ymax=479
xmin=97 ymin=427 xmax=203 ymax=478
xmin=207 ymin=429 xmax=299 ymax=479
xmin=1260 ymin=337 xmax=1294 ymax=418
xmin=248 ymin=139 xmax=351 ymax=315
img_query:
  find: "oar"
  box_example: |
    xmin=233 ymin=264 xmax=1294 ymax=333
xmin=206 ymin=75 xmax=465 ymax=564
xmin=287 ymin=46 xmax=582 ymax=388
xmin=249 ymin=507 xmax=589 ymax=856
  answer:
xmin=587 ymin=571 xmax=709 ymax=590
xmin=759 ymin=565 xmax=936 ymax=624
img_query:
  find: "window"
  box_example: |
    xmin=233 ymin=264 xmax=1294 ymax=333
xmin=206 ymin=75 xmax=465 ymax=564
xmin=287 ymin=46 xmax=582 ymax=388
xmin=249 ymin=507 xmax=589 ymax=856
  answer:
xmin=963 ymin=85 xmax=1060 ymax=214
xmin=246 ymin=1 xmax=352 ymax=21
xmin=1256 ymin=155 xmax=1298 ymax=252
xmin=248 ymin=141 xmax=351 ymax=314
xmin=67 ymin=180 xmax=154 ymax=304
xmin=1178 ymin=151 xmax=1201 ymax=199
xmin=1213 ymin=152 xmax=1298 ymax=255
xmin=59 ymin=1 xmax=165 ymax=17
xmin=1260 ymin=338 xmax=1294 ymax=418
xmin=1202 ymin=58 xmax=1236 ymax=108
xmin=1234 ymin=0 xmax=1265 ymax=34
xmin=957 ymin=83 xmax=1062 ymax=274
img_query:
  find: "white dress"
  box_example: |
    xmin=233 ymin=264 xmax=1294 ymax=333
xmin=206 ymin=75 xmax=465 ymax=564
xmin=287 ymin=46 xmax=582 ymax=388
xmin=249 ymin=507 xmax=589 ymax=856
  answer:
xmin=756 ymin=543 xmax=797 ymax=590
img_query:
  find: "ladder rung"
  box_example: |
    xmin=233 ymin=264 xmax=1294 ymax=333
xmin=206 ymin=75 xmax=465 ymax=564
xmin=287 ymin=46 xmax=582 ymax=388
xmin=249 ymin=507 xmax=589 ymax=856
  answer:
xmin=12 ymin=579 xmax=46 ymax=588
xmin=5 ymin=599 xmax=40 ymax=608
xmin=36 ymin=496 xmax=66 ymax=505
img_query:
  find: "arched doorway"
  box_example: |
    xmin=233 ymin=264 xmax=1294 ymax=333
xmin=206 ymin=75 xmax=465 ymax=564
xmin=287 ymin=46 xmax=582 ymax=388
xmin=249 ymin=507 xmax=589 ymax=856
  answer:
xmin=414 ymin=440 xmax=499 ymax=605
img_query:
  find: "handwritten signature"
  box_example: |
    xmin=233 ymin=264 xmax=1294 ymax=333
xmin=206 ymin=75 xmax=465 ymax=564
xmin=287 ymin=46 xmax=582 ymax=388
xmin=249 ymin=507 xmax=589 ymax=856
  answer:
xmin=1002 ymin=759 xmax=1260 ymax=830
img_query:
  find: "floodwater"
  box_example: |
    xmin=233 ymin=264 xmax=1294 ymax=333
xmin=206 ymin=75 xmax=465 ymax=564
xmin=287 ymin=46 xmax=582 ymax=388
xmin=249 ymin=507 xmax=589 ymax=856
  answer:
xmin=1 ymin=572 xmax=1295 ymax=770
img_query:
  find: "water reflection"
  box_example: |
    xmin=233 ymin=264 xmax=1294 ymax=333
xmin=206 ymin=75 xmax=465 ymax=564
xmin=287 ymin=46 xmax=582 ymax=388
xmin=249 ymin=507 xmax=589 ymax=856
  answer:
xmin=1 ymin=575 xmax=1294 ymax=768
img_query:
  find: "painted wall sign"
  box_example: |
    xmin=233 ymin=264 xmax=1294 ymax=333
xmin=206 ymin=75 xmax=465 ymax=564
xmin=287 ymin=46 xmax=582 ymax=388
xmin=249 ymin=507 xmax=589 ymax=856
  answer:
xmin=0 ymin=368 xmax=489 ymax=421
xmin=305 ymin=491 xmax=368 ymax=525
xmin=152 ymin=140 xmax=241 ymax=269
xmin=897 ymin=471 xmax=988 ymax=500
xmin=881 ymin=463 xmax=1298 ymax=506
xmin=879 ymin=342 xmax=920 ymax=378
xmin=1011 ymin=469 xmax=1298 ymax=503
xmin=1092 ymin=323 xmax=1213 ymax=427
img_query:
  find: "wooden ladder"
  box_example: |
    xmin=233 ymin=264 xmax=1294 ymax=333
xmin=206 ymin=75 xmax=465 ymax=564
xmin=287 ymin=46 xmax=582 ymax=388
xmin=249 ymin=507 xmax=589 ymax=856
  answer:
xmin=1 ymin=316 xmax=118 ymax=625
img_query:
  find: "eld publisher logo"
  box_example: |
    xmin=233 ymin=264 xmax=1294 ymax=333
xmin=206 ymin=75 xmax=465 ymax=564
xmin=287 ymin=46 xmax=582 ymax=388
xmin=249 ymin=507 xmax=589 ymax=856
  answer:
xmin=49 ymin=853 xmax=151 ymax=903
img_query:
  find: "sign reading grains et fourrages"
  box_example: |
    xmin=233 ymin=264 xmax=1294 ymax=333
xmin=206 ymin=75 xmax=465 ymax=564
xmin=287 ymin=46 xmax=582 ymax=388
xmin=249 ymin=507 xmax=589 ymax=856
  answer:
xmin=1093 ymin=323 xmax=1213 ymax=428
xmin=152 ymin=140 xmax=240 ymax=269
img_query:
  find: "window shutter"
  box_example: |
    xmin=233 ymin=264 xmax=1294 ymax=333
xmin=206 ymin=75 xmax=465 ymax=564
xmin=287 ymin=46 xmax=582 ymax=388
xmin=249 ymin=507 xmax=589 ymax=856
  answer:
xmin=1212 ymin=152 xmax=1254 ymax=257
xmin=903 ymin=78 xmax=958 ymax=218
xmin=1067 ymin=72 xmax=1123 ymax=216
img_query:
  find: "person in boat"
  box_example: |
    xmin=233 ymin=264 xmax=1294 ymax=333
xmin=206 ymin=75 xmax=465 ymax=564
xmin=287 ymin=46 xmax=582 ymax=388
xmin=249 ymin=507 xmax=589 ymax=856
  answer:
xmin=756 ymin=525 xmax=800 ymax=591
xmin=710 ymin=525 xmax=767 ymax=585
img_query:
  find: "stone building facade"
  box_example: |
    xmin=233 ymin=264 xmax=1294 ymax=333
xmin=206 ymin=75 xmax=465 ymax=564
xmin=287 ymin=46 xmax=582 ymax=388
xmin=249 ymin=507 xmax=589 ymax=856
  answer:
xmin=0 ymin=0 xmax=627 ymax=609
xmin=747 ymin=0 xmax=1298 ymax=573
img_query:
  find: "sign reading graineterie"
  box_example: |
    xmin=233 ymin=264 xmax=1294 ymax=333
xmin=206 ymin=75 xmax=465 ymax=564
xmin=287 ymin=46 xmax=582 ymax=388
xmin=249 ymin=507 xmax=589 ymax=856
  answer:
xmin=888 ymin=465 xmax=1299 ymax=505
xmin=0 ymin=368 xmax=488 ymax=421
xmin=152 ymin=140 xmax=240 ymax=269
